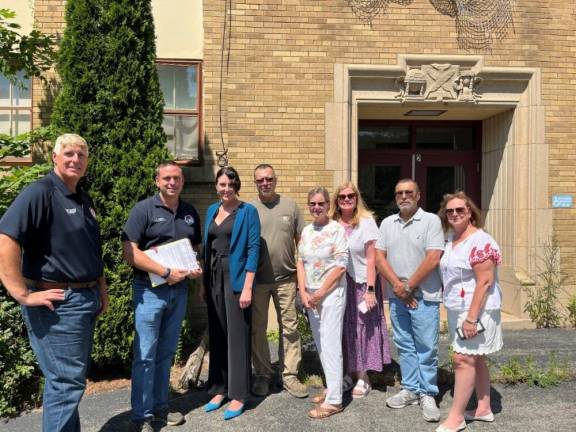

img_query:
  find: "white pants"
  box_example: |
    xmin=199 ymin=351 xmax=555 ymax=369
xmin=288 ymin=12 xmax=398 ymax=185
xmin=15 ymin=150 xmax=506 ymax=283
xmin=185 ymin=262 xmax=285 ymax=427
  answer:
xmin=307 ymin=285 xmax=346 ymax=405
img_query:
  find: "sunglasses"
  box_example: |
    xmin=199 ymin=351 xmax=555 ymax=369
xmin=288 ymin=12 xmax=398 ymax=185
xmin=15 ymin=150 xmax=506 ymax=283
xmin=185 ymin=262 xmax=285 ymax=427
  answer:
xmin=255 ymin=177 xmax=275 ymax=184
xmin=395 ymin=190 xmax=415 ymax=197
xmin=308 ymin=201 xmax=327 ymax=207
xmin=338 ymin=193 xmax=356 ymax=201
xmin=446 ymin=207 xmax=467 ymax=216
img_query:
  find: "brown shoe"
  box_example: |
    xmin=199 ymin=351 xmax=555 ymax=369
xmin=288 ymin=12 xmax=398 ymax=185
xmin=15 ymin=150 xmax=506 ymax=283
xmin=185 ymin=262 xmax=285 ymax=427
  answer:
xmin=283 ymin=376 xmax=309 ymax=398
xmin=308 ymin=404 xmax=343 ymax=419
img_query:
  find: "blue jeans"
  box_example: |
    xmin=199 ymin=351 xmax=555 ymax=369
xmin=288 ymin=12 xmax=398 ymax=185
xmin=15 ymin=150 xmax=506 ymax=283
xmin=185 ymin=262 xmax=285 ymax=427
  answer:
xmin=389 ymin=298 xmax=440 ymax=396
xmin=131 ymin=280 xmax=188 ymax=421
xmin=21 ymin=285 xmax=100 ymax=432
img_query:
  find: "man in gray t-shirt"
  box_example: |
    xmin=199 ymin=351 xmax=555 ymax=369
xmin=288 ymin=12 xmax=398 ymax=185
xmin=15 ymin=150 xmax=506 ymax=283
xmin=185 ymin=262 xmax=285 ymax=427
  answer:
xmin=376 ymin=179 xmax=444 ymax=423
xmin=250 ymin=164 xmax=308 ymax=398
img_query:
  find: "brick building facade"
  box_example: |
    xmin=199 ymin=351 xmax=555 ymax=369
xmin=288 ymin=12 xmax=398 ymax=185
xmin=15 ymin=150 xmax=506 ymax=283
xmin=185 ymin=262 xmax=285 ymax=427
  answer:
xmin=18 ymin=0 xmax=576 ymax=317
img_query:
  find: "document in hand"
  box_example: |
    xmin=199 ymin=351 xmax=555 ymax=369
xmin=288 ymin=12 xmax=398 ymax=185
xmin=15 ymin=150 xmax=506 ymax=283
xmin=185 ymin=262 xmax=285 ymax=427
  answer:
xmin=144 ymin=238 xmax=200 ymax=287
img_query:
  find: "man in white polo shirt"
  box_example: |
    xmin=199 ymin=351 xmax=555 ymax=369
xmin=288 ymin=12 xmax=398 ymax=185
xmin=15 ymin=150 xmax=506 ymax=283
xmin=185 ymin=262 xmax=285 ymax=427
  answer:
xmin=376 ymin=178 xmax=444 ymax=423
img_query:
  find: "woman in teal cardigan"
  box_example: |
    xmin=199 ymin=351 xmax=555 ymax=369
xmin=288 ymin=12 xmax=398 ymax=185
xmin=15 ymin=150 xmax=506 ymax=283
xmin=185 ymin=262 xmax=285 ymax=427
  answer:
xmin=202 ymin=166 xmax=260 ymax=420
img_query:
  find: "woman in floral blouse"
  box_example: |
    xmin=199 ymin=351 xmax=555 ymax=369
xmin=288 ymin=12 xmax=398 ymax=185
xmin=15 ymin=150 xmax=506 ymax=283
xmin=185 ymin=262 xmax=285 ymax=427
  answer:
xmin=436 ymin=191 xmax=503 ymax=432
xmin=297 ymin=186 xmax=348 ymax=419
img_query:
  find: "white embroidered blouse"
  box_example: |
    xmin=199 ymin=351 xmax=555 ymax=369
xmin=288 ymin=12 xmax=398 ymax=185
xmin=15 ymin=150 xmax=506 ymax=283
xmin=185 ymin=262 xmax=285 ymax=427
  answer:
xmin=439 ymin=229 xmax=502 ymax=311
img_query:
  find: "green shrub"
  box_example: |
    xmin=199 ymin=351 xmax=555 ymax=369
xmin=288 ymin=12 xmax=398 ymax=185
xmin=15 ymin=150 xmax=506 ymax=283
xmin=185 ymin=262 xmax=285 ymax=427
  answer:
xmin=566 ymin=295 xmax=576 ymax=328
xmin=523 ymin=239 xmax=567 ymax=328
xmin=496 ymin=353 xmax=572 ymax=387
xmin=0 ymin=131 xmax=52 ymax=417
xmin=297 ymin=312 xmax=313 ymax=345
xmin=50 ymin=0 xmax=170 ymax=370
xmin=0 ymin=293 xmax=42 ymax=417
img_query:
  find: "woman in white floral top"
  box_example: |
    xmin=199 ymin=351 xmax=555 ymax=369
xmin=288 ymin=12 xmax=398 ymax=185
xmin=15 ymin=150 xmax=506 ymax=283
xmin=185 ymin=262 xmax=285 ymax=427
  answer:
xmin=297 ymin=186 xmax=348 ymax=419
xmin=436 ymin=192 xmax=503 ymax=432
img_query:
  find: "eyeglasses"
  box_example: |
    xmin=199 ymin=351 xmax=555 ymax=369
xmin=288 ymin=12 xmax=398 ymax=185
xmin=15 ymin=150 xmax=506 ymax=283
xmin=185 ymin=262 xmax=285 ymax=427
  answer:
xmin=446 ymin=207 xmax=467 ymax=216
xmin=338 ymin=193 xmax=356 ymax=201
xmin=255 ymin=177 xmax=275 ymax=184
xmin=308 ymin=201 xmax=327 ymax=207
xmin=395 ymin=190 xmax=415 ymax=197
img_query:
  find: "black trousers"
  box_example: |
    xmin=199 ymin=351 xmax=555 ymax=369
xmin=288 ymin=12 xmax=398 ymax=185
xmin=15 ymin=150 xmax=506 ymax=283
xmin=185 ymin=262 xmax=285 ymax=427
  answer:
xmin=206 ymin=255 xmax=251 ymax=401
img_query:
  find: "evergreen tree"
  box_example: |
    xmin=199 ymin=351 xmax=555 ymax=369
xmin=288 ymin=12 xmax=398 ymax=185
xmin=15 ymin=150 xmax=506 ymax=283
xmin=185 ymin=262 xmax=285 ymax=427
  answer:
xmin=51 ymin=0 xmax=169 ymax=368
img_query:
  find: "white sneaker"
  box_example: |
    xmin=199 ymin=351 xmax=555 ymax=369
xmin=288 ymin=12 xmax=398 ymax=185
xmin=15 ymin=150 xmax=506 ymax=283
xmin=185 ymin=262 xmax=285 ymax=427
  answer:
xmin=386 ymin=389 xmax=419 ymax=408
xmin=420 ymin=394 xmax=441 ymax=422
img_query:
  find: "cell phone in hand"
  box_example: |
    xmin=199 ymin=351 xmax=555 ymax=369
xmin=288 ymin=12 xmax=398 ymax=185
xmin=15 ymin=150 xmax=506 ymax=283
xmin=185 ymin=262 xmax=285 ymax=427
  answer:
xmin=456 ymin=320 xmax=486 ymax=340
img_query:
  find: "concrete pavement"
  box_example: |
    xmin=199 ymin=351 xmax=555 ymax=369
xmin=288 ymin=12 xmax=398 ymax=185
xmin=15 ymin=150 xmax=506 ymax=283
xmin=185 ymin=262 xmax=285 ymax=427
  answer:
xmin=2 ymin=329 xmax=575 ymax=432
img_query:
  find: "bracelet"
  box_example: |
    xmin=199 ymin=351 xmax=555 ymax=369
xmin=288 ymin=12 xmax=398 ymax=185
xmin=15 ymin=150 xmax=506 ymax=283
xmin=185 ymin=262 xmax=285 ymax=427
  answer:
xmin=161 ymin=268 xmax=171 ymax=279
xmin=465 ymin=317 xmax=478 ymax=325
xmin=367 ymin=285 xmax=375 ymax=293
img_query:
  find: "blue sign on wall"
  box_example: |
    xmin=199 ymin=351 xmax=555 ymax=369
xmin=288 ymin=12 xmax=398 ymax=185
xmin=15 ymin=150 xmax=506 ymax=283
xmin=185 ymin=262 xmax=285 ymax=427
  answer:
xmin=552 ymin=194 xmax=573 ymax=208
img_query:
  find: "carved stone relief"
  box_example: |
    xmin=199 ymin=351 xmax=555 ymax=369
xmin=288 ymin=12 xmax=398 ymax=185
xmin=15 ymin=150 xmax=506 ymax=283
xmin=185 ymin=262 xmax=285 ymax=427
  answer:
xmin=395 ymin=63 xmax=482 ymax=102
xmin=454 ymin=71 xmax=482 ymax=102
xmin=422 ymin=63 xmax=460 ymax=101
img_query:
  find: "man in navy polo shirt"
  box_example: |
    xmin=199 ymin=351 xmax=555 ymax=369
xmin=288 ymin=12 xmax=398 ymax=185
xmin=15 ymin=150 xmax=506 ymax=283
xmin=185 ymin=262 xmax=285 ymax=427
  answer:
xmin=0 ymin=133 xmax=108 ymax=432
xmin=122 ymin=161 xmax=202 ymax=432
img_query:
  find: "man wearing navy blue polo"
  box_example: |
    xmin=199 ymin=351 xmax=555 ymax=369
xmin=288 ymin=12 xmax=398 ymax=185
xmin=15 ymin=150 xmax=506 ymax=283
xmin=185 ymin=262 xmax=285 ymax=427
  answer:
xmin=122 ymin=161 xmax=202 ymax=432
xmin=0 ymin=133 xmax=108 ymax=432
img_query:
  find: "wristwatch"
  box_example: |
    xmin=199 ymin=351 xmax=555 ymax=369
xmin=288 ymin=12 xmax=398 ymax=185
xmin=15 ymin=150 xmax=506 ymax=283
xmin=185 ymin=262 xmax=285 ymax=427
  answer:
xmin=402 ymin=281 xmax=411 ymax=295
xmin=161 ymin=268 xmax=171 ymax=279
xmin=367 ymin=285 xmax=375 ymax=293
xmin=465 ymin=317 xmax=478 ymax=325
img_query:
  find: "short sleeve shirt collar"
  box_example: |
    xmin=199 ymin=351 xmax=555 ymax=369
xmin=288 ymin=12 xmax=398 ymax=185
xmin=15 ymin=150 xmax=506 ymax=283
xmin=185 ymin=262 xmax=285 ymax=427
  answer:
xmin=393 ymin=207 xmax=424 ymax=225
xmin=48 ymin=171 xmax=81 ymax=198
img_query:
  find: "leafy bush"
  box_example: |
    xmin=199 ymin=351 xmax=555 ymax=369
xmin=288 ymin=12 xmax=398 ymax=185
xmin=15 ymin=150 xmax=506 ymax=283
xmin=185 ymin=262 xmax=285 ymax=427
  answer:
xmin=297 ymin=312 xmax=313 ymax=345
xmin=523 ymin=239 xmax=567 ymax=328
xmin=0 ymin=130 xmax=52 ymax=417
xmin=0 ymin=8 xmax=55 ymax=83
xmin=496 ymin=353 xmax=572 ymax=387
xmin=0 ymin=292 xmax=42 ymax=417
xmin=566 ymin=295 xmax=576 ymax=328
xmin=50 ymin=0 xmax=169 ymax=370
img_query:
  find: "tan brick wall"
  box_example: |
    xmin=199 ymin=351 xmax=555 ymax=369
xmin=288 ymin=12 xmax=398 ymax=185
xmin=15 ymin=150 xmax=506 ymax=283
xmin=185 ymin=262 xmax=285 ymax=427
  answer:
xmin=30 ymin=1 xmax=576 ymax=303
xmin=32 ymin=0 xmax=65 ymax=131
xmin=202 ymin=0 xmax=576 ymax=299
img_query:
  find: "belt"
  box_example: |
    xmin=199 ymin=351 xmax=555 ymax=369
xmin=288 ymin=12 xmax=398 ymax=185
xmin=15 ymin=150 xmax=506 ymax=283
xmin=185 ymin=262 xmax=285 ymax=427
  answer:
xmin=24 ymin=278 xmax=98 ymax=290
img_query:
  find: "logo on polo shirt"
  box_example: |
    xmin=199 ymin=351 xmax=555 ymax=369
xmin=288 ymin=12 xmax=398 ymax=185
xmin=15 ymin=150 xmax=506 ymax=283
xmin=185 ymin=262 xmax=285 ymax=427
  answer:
xmin=153 ymin=217 xmax=167 ymax=223
xmin=184 ymin=215 xmax=195 ymax=226
xmin=65 ymin=208 xmax=77 ymax=215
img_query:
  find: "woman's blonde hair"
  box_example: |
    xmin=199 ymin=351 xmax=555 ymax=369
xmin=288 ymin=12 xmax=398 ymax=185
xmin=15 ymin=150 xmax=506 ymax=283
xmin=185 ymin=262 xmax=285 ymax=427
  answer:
xmin=438 ymin=191 xmax=483 ymax=232
xmin=329 ymin=181 xmax=374 ymax=227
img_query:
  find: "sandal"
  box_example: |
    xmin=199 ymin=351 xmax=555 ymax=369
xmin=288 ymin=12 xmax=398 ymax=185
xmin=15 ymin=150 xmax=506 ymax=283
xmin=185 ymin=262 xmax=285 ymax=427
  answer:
xmin=312 ymin=390 xmax=326 ymax=404
xmin=352 ymin=379 xmax=372 ymax=399
xmin=308 ymin=404 xmax=343 ymax=419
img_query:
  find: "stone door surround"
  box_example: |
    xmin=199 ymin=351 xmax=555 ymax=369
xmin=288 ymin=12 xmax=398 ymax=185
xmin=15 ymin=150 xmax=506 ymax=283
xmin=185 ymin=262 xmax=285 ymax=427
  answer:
xmin=326 ymin=55 xmax=550 ymax=317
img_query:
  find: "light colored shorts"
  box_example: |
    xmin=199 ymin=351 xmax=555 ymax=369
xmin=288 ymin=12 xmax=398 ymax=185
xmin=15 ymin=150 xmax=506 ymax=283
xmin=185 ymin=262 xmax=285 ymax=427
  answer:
xmin=447 ymin=309 xmax=503 ymax=356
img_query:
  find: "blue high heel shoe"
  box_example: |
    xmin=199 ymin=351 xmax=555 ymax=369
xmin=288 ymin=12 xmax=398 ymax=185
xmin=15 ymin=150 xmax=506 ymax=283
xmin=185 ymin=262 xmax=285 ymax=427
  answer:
xmin=204 ymin=396 xmax=226 ymax=413
xmin=223 ymin=403 xmax=245 ymax=420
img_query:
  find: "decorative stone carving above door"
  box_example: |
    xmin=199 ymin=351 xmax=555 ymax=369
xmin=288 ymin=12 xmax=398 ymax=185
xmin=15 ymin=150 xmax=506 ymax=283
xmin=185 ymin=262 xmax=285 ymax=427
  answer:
xmin=395 ymin=62 xmax=483 ymax=103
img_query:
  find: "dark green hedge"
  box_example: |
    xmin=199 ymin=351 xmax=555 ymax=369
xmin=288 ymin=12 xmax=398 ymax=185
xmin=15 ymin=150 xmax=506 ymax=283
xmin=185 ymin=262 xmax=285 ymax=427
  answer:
xmin=0 ymin=131 xmax=51 ymax=417
xmin=51 ymin=0 xmax=169 ymax=369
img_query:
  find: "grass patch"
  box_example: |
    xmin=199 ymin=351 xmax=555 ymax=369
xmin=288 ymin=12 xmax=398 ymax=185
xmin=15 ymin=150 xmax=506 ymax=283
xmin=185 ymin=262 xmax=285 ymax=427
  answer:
xmin=494 ymin=353 xmax=573 ymax=387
